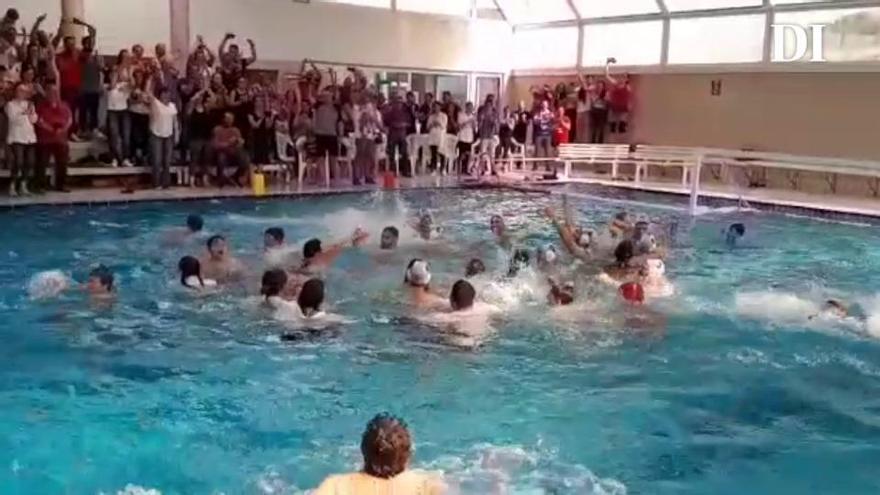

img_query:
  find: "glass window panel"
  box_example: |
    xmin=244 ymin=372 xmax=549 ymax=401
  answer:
xmin=665 ymin=0 xmax=762 ymax=11
xmin=774 ymin=8 xmax=880 ymax=62
xmin=497 ymin=0 xmax=577 ymax=25
xmin=583 ymin=21 xmax=663 ymax=66
xmin=512 ymin=27 xmax=579 ymax=69
xmin=397 ymin=0 xmax=472 ymax=16
xmin=317 ymin=0 xmax=390 ymax=8
xmin=669 ymin=15 xmax=765 ymax=63
xmin=573 ymin=0 xmax=659 ymax=18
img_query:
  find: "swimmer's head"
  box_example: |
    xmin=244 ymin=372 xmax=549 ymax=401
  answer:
xmin=380 ymin=227 xmax=400 ymax=250
xmin=404 ymin=259 xmax=431 ymax=288
xmin=548 ymin=280 xmax=575 ymax=306
xmin=186 ymin=214 xmax=204 ymax=233
xmin=539 ymin=244 xmax=558 ymax=266
xmin=619 ymin=282 xmax=645 ymax=305
xmin=614 ymin=240 xmax=635 ymax=267
xmin=178 ymin=255 xmax=203 ymax=287
xmin=508 ymin=249 xmax=531 ymax=277
xmin=634 ymin=220 xmax=649 ymax=237
xmin=260 ymin=268 xmax=288 ymax=298
xmin=610 ymin=211 xmax=631 ymax=238
xmin=635 ymin=233 xmax=658 ymax=256
xmin=303 ymin=238 xmax=322 ymax=260
xmin=297 ymin=278 xmax=325 ymax=316
xmin=206 ymin=235 xmax=227 ymax=259
xmin=450 ymin=279 xmax=476 ymax=311
xmin=465 ymin=258 xmax=486 ymax=278
xmin=490 ymin=215 xmax=505 ymax=237
xmin=264 ymin=227 xmax=285 ymax=250
xmin=574 ymin=227 xmax=593 ymax=249
xmin=361 ymin=413 xmax=412 ymax=479
xmin=416 ymin=212 xmax=433 ymax=239
xmin=640 ymin=258 xmax=666 ymax=280
xmin=725 ymin=223 xmax=746 ymax=246
xmin=87 ymin=265 xmax=114 ymax=295
xmin=824 ymin=299 xmax=848 ymax=318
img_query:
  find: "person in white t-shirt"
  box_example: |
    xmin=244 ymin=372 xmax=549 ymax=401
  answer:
xmin=456 ymin=101 xmax=476 ymax=175
xmin=146 ymin=86 xmax=179 ymax=189
xmin=5 ymin=82 xmax=37 ymax=196
xmin=107 ymin=50 xmax=134 ymax=167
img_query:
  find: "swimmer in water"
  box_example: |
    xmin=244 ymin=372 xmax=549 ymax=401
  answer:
xmin=507 ymin=249 xmax=531 ymax=277
xmin=547 ymin=278 xmax=575 ymax=306
xmin=601 ymin=240 xmax=640 ymax=284
xmin=544 ymin=206 xmax=592 ymax=262
xmin=410 ymin=211 xmax=436 ymax=241
xmin=639 ymin=258 xmax=674 ymax=298
xmin=609 ymin=211 xmax=633 ymax=240
xmin=264 ymin=227 xmax=285 ymax=251
xmin=260 ymin=268 xmax=304 ymax=303
xmin=450 ymin=279 xmax=477 ymax=312
xmin=85 ymin=265 xmax=116 ymax=300
xmin=297 ymin=278 xmax=327 ymax=318
xmin=809 ymin=299 xmax=849 ymax=320
xmin=724 ymin=223 xmax=746 ymax=248
xmin=403 ymin=259 xmax=446 ymax=309
xmin=465 ymin=258 xmax=486 ymax=278
xmin=490 ymin=214 xmax=513 ymax=250
xmin=537 ymin=244 xmax=559 ymax=273
xmin=179 ymin=255 xmax=218 ymax=291
xmin=380 ymin=226 xmax=400 ymax=250
xmin=199 ymin=235 xmax=245 ymax=283
xmin=297 ymin=228 xmax=369 ymax=274
xmin=161 ymin=214 xmax=205 ymax=246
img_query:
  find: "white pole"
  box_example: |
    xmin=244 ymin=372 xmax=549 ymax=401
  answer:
xmin=689 ymin=155 xmax=702 ymax=215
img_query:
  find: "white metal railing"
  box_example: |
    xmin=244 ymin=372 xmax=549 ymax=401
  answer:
xmin=556 ymin=143 xmax=880 ymax=215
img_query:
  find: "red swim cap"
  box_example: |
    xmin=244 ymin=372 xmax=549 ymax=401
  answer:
xmin=619 ymin=282 xmax=645 ymax=304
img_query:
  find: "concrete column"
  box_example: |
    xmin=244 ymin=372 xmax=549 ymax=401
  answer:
xmin=169 ymin=0 xmax=190 ymax=69
xmin=60 ymin=0 xmax=85 ymax=38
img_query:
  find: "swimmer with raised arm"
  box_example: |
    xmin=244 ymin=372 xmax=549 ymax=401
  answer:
xmin=199 ymin=235 xmax=245 ymax=283
xmin=161 ymin=214 xmax=205 ymax=246
xmin=297 ymin=228 xmax=369 ymax=274
xmin=403 ymin=259 xmax=447 ymax=309
xmin=547 ymin=278 xmax=575 ymax=306
xmin=179 ymin=255 xmax=218 ymax=293
xmin=544 ymin=205 xmax=592 ymax=262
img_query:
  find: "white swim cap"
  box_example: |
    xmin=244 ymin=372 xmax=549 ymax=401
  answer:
xmin=405 ymin=259 xmax=432 ymax=287
xmin=541 ymin=245 xmax=558 ymax=264
xmin=579 ymin=231 xmax=592 ymax=247
xmin=27 ymin=270 xmax=70 ymax=300
xmin=645 ymin=258 xmax=665 ymax=278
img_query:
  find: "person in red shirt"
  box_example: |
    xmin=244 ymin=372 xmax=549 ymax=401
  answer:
xmin=54 ymin=17 xmax=94 ymax=141
xmin=553 ymin=106 xmax=571 ymax=148
xmin=606 ymin=67 xmax=633 ymax=135
xmin=35 ymin=82 xmax=73 ymax=193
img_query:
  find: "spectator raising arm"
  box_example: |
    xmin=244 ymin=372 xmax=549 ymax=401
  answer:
xmin=219 ymin=32 xmax=234 ymax=59
xmin=245 ymin=38 xmax=257 ymax=66
xmin=71 ymin=17 xmax=96 ymax=42
xmin=29 ymin=13 xmax=47 ymax=45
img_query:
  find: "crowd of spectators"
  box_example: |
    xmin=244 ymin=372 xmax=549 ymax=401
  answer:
xmin=0 ymin=7 xmax=634 ymax=197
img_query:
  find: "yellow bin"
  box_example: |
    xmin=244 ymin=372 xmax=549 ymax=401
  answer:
xmin=251 ymin=172 xmax=266 ymax=196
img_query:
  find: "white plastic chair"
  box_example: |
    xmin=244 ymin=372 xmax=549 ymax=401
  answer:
xmin=275 ymin=131 xmax=297 ymax=184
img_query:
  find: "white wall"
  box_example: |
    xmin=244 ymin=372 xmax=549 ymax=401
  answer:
xmin=189 ymin=0 xmax=511 ymax=73
xmin=83 ymin=0 xmax=170 ymax=55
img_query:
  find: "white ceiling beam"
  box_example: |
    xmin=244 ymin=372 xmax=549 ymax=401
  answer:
xmin=514 ymin=0 xmax=880 ymax=29
xmin=566 ymin=0 xmax=582 ymax=20
xmin=656 ymin=0 xmax=669 ymax=15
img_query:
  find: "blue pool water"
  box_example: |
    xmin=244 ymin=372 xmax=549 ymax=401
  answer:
xmin=3 ymin=187 xmax=880 ymax=494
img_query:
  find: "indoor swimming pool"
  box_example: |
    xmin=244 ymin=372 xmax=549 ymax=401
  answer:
xmin=2 ymin=187 xmax=880 ymax=494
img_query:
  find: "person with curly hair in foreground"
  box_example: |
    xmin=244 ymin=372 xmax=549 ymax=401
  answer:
xmin=313 ymin=414 xmax=445 ymax=494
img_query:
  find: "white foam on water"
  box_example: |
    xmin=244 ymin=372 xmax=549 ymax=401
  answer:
xmin=89 ymin=220 xmax=127 ymax=228
xmin=735 ymin=291 xmax=820 ymax=325
xmin=105 ymin=485 xmax=161 ymax=495
xmin=862 ymin=295 xmax=880 ymax=339
xmin=426 ymin=443 xmax=627 ymax=495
